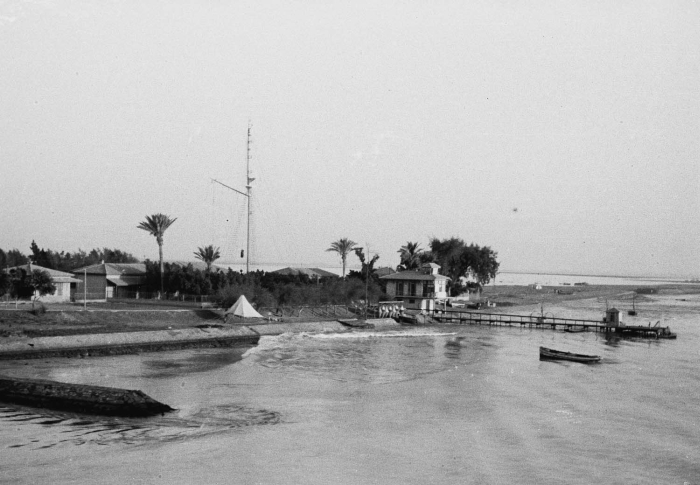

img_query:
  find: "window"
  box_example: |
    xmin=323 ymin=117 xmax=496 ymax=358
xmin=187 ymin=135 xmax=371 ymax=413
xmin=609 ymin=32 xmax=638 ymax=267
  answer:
xmin=397 ymin=282 xmax=404 ymax=296
xmin=409 ymin=282 xmax=417 ymax=296
xmin=423 ymin=282 xmax=434 ymax=297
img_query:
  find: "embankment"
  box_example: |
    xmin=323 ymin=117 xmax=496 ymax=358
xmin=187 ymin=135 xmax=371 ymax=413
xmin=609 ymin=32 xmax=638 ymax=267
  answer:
xmin=0 ymin=326 xmax=260 ymax=360
xmin=0 ymin=318 xmax=401 ymax=360
xmin=0 ymin=376 xmax=174 ymax=417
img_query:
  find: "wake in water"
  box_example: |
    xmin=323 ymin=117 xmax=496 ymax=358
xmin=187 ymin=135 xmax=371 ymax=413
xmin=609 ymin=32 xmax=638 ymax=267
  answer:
xmin=240 ymin=329 xmax=475 ymax=385
xmin=242 ymin=329 xmax=458 ymax=358
xmin=0 ymin=403 xmax=280 ymax=450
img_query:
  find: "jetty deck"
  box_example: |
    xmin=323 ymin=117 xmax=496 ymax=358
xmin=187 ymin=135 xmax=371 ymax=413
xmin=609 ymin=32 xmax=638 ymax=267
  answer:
xmin=427 ymin=310 xmax=676 ymax=338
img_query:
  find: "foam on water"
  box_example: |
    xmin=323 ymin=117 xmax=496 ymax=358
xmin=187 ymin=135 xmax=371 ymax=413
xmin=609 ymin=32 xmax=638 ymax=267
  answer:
xmin=241 ymin=329 xmax=457 ymax=360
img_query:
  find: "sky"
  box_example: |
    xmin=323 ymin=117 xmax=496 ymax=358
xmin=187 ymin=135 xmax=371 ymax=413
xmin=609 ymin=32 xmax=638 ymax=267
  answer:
xmin=1 ymin=0 xmax=698 ymax=278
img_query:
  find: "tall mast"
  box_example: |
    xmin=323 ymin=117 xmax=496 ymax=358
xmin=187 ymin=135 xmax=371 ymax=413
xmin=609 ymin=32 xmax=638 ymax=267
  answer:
xmin=210 ymin=122 xmax=255 ymax=274
xmin=245 ymin=121 xmax=254 ymax=274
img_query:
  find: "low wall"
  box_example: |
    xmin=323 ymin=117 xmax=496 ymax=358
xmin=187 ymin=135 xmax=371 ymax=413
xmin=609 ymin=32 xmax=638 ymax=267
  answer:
xmin=0 ymin=327 xmax=260 ymax=360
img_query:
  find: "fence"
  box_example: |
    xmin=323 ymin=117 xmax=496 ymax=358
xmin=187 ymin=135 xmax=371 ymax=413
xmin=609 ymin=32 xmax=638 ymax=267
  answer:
xmin=71 ymin=290 xmax=213 ymax=304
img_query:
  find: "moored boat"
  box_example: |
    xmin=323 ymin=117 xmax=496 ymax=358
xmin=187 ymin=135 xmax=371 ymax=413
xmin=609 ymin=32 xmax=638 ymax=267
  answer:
xmin=539 ymin=346 xmax=601 ymax=363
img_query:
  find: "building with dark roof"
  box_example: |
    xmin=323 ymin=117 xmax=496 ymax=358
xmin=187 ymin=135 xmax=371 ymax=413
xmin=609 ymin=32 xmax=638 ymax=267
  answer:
xmin=72 ymin=263 xmax=146 ymax=301
xmin=379 ymin=263 xmax=450 ymax=311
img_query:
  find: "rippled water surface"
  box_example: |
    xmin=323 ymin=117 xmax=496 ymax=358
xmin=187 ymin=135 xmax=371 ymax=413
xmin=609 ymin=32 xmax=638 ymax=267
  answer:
xmin=1 ymin=316 xmax=699 ymax=484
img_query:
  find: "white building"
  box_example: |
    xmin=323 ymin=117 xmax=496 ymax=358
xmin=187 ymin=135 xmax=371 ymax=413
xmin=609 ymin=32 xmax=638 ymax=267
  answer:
xmin=380 ymin=263 xmax=450 ymax=311
xmin=4 ymin=263 xmax=81 ymax=303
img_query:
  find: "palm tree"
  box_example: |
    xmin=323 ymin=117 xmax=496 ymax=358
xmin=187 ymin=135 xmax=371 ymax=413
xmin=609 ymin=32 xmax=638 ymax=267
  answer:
xmin=194 ymin=245 xmax=221 ymax=272
xmin=137 ymin=213 xmax=177 ymax=295
xmin=326 ymin=238 xmax=357 ymax=278
xmin=398 ymin=241 xmax=422 ymax=270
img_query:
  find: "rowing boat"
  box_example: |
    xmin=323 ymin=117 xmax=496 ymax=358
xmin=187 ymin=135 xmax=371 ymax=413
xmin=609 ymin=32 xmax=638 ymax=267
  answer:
xmin=539 ymin=346 xmax=601 ymax=363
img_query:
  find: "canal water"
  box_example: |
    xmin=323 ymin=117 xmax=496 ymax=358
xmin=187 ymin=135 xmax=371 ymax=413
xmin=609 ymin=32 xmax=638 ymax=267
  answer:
xmin=1 ymin=308 xmax=698 ymax=484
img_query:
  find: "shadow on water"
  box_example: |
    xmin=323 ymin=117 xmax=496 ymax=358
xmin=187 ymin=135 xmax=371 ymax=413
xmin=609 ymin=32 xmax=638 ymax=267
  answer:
xmin=0 ymin=401 xmax=280 ymax=450
xmin=138 ymin=348 xmax=250 ymax=379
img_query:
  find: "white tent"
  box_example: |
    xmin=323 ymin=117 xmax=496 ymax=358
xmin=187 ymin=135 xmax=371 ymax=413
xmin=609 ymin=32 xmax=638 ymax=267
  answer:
xmin=224 ymin=295 xmax=263 ymax=319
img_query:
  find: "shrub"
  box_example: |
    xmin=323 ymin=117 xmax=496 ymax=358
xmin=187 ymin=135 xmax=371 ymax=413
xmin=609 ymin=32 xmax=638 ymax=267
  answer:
xmin=31 ymin=302 xmax=47 ymax=316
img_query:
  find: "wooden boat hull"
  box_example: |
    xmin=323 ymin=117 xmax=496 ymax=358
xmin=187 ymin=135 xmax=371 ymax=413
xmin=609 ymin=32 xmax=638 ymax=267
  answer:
xmin=539 ymin=346 xmax=601 ymax=363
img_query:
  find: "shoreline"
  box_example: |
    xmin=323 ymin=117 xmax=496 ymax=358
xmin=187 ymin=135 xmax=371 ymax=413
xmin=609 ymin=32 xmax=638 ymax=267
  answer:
xmin=0 ymin=319 xmax=401 ymax=361
xmin=1 ymin=283 xmax=697 ymax=360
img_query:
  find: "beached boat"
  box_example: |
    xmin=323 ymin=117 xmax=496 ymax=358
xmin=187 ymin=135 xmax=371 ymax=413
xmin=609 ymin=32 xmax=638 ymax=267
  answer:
xmin=539 ymin=346 xmax=601 ymax=363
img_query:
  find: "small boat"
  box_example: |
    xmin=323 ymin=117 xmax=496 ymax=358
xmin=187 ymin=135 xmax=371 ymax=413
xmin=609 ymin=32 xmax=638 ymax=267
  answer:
xmin=539 ymin=346 xmax=601 ymax=363
xmin=564 ymin=327 xmax=587 ymax=333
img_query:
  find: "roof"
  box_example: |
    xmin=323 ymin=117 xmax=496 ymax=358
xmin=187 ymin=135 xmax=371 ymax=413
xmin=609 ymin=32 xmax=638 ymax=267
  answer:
xmin=72 ymin=263 xmax=146 ymax=276
xmin=106 ymin=276 xmax=143 ymax=286
xmin=272 ymin=267 xmax=338 ymax=277
xmin=379 ymin=270 xmax=450 ymax=281
xmin=5 ymin=263 xmax=82 ymax=283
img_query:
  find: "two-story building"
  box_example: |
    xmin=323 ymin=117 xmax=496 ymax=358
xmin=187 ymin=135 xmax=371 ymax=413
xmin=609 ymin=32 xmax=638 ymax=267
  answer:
xmin=379 ymin=263 xmax=450 ymax=311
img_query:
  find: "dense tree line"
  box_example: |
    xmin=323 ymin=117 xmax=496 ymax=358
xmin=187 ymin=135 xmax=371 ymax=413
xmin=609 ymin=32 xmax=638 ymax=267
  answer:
xmin=0 ymin=241 xmax=139 ymax=272
xmin=142 ymin=261 xmax=387 ymax=310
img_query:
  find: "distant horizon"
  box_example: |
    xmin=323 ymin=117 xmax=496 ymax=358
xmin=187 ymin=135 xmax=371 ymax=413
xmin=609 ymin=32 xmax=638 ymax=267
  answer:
xmin=208 ymin=261 xmax=697 ymax=281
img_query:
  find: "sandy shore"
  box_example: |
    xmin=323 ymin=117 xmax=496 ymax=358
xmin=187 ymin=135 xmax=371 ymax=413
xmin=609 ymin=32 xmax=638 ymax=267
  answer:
xmin=1 ymin=284 xmax=697 ymax=342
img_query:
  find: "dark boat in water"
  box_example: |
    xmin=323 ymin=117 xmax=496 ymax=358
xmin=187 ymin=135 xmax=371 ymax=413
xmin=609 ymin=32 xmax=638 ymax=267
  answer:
xmin=539 ymin=346 xmax=601 ymax=364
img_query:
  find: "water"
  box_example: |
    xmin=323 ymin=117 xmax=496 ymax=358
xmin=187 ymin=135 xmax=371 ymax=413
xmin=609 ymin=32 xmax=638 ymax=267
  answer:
xmin=493 ymin=271 xmax=692 ymax=287
xmin=1 ymin=303 xmax=699 ymax=484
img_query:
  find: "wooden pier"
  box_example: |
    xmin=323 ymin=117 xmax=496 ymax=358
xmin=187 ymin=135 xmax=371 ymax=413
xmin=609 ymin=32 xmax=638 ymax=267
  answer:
xmin=426 ymin=310 xmax=676 ymax=339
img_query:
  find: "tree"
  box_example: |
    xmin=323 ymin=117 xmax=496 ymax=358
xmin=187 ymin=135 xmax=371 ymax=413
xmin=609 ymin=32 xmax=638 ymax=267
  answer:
xmin=397 ymin=241 xmax=423 ymax=271
xmin=0 ymin=271 xmax=10 ymax=298
xmin=137 ymin=213 xmax=177 ymax=295
xmin=4 ymin=268 xmax=55 ymax=306
xmin=194 ymin=245 xmax=221 ymax=272
xmin=348 ymin=248 xmax=380 ymax=282
xmin=429 ymin=237 xmax=500 ymax=296
xmin=27 ymin=269 xmax=56 ymax=308
xmin=326 ymin=238 xmax=357 ymax=278
xmin=30 ymin=240 xmax=54 ymax=268
xmin=0 ymin=248 xmax=28 ymax=269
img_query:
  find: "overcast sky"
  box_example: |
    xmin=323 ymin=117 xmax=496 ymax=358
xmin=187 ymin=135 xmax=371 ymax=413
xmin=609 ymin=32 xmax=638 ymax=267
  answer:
xmin=1 ymin=1 xmax=698 ymax=278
